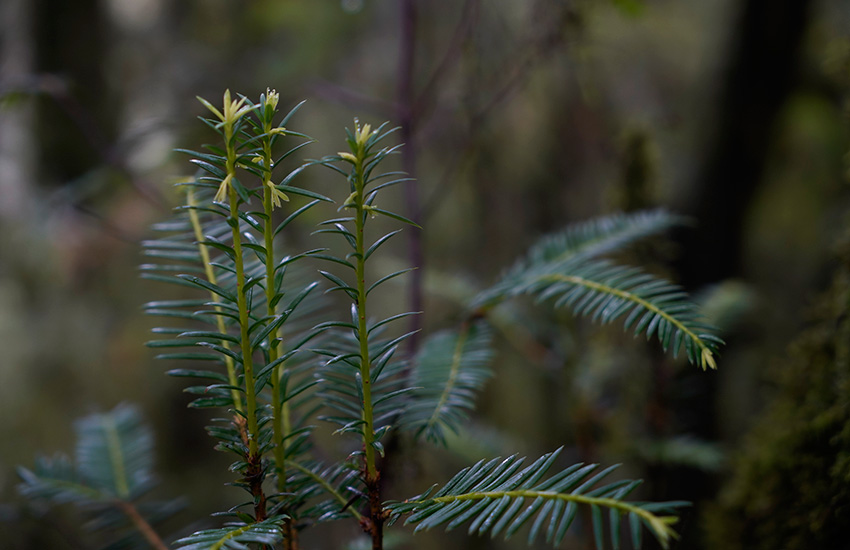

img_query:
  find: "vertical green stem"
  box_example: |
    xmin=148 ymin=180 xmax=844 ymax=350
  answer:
xmin=223 ymin=123 xmax=266 ymax=521
xmin=352 ymin=157 xmax=377 ymax=481
xmin=186 ymin=188 xmax=243 ymax=412
xmin=351 ymin=153 xmax=383 ymax=550
xmin=260 ymin=131 xmax=296 ymax=547
xmin=225 ymin=134 xmax=260 ymax=459
xmin=230 ymin=216 xmax=260 ymax=447
xmin=260 ymin=138 xmax=290 ymax=487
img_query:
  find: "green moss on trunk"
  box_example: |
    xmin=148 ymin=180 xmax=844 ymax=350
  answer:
xmin=705 ymin=250 xmax=850 ymax=549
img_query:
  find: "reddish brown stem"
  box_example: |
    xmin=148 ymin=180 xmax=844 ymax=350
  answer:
xmin=364 ymin=473 xmax=385 ymax=550
xmin=115 ymin=500 xmax=169 ymax=550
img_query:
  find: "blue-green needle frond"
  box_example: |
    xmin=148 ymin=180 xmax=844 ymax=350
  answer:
xmin=474 ymin=210 xmax=721 ymax=369
xmin=402 ymin=321 xmax=494 ymax=444
xmin=387 ymin=448 xmax=687 ymax=549
xmin=173 ymin=517 xmax=286 ymax=550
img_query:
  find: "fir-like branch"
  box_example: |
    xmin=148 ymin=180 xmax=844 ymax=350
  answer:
xmin=17 ymin=405 xmax=173 ymax=550
xmin=515 ymin=260 xmax=720 ymax=369
xmin=474 ymin=210 xmax=721 ymax=369
xmin=388 ymin=448 xmax=687 ymax=549
xmin=476 ymin=209 xmax=684 ymax=308
xmin=402 ymin=321 xmax=494 ymax=443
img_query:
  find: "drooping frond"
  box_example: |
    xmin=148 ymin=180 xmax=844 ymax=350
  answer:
xmin=502 ymin=259 xmax=720 ymax=369
xmin=523 ymin=209 xmax=684 ymax=267
xmin=477 ymin=209 xmax=684 ymax=307
xmin=401 ymin=321 xmax=494 ymax=444
xmin=172 ymin=517 xmax=286 ymax=550
xmin=387 ymin=448 xmax=687 ymax=549
xmin=472 ymin=210 xmax=721 ymax=369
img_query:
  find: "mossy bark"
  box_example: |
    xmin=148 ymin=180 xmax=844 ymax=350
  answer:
xmin=704 ymin=248 xmax=850 ymax=549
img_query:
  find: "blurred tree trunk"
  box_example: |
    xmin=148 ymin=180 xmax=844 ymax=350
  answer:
xmin=668 ymin=3 xmax=813 ymax=548
xmin=676 ymin=0 xmax=812 ymax=288
xmin=0 ymin=0 xmax=36 ymax=219
xmin=34 ymin=0 xmax=111 ymax=183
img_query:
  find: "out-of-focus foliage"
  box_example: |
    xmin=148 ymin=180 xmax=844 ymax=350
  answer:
xmin=2 ymin=0 xmax=850 ymax=548
xmin=17 ymin=405 xmax=182 ymax=550
xmin=704 ymin=243 xmax=850 ymax=549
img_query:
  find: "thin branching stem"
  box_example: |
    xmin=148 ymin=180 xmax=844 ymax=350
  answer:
xmin=187 ymin=188 xmax=243 ymax=411
xmin=353 ymin=159 xmax=377 ymax=481
xmin=115 ymin=500 xmax=169 ymax=550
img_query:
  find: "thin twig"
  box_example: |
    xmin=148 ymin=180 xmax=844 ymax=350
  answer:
xmin=422 ymin=14 xmax=572 ymax=222
xmin=398 ymin=0 xmax=424 ymax=359
xmin=309 ymin=79 xmax=395 ymax=117
xmin=115 ymin=500 xmax=169 ymax=550
xmin=412 ymin=0 xmax=480 ymax=122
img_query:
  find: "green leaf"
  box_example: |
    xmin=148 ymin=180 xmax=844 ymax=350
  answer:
xmin=367 ymin=206 xmax=421 ymax=228
xmin=177 ymin=275 xmax=238 ymax=304
xmin=364 ymin=230 xmax=402 ymax=260
xmin=366 ymin=267 xmax=416 ymax=295
xmin=276 ymin=184 xmax=332 ymax=203
xmin=274 ymin=199 xmax=321 ymax=236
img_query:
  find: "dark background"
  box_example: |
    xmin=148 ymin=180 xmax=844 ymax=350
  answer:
xmin=1 ymin=0 xmax=849 ymax=548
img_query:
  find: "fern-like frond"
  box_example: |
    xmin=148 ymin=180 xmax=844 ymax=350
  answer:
xmin=387 ymin=448 xmax=687 ymax=549
xmin=524 ymin=209 xmax=684 ymax=267
xmin=402 ymin=321 xmax=494 ymax=444
xmin=472 ymin=210 xmax=721 ymax=369
xmin=477 ymin=209 xmax=684 ymax=307
xmin=511 ymin=259 xmax=720 ymax=369
xmin=18 ymin=405 xmax=155 ymax=502
xmin=172 ymin=517 xmax=286 ymax=550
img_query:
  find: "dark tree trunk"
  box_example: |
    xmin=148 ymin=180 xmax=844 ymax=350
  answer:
xmin=667 ymin=3 xmax=813 ymax=548
xmin=676 ymin=0 xmax=812 ymax=288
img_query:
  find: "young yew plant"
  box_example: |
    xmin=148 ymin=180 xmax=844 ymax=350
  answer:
xmin=18 ymin=89 xmax=723 ymax=550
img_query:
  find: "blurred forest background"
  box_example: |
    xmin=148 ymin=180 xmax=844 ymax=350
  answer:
xmin=2 ymin=0 xmax=850 ymax=548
